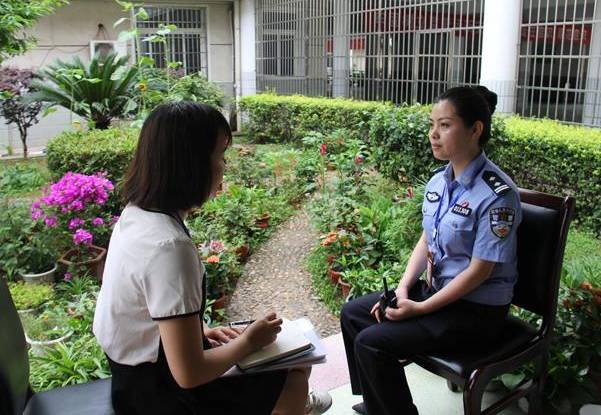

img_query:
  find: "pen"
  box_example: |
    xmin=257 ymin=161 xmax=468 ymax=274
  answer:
xmin=228 ymin=319 xmax=256 ymax=327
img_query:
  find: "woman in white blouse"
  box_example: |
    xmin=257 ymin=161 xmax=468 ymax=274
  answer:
xmin=93 ymin=102 xmax=331 ymax=415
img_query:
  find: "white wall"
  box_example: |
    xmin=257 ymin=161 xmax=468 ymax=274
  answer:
xmin=1 ymin=0 xmax=234 ymax=155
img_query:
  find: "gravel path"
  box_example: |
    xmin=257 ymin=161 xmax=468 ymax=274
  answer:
xmin=226 ymin=209 xmax=340 ymax=338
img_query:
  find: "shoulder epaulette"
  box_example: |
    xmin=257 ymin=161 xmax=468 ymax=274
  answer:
xmin=482 ymin=170 xmax=511 ymax=196
xmin=431 ymin=165 xmax=445 ymax=174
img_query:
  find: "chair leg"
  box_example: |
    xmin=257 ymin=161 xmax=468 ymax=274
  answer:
xmin=527 ymin=354 xmax=549 ymax=415
xmin=447 ymin=380 xmax=463 ymax=393
xmin=463 ymin=377 xmax=486 ymax=415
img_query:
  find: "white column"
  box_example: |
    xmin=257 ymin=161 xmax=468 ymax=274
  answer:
xmin=479 ymin=0 xmax=521 ymax=114
xmin=583 ymin=3 xmax=601 ymax=126
xmin=240 ymin=0 xmax=256 ymax=96
xmin=332 ymin=1 xmax=350 ymax=97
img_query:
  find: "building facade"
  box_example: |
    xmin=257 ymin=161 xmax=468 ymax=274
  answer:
xmin=1 ymin=0 xmax=237 ymax=154
xmin=243 ymin=0 xmax=601 ymax=127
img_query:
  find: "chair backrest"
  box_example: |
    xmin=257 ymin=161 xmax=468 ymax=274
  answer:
xmin=0 ymin=278 xmax=31 ymax=415
xmin=513 ymin=189 xmax=575 ymax=335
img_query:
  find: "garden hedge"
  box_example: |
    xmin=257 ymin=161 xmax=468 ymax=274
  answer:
xmin=241 ymin=94 xmax=601 ymax=234
xmin=240 ymin=93 xmax=390 ymax=143
xmin=46 ymin=128 xmax=138 ymax=183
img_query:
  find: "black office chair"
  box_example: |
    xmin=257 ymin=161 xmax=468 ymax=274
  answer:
xmin=411 ymin=188 xmax=575 ymax=415
xmin=0 ymin=277 xmax=114 ymax=415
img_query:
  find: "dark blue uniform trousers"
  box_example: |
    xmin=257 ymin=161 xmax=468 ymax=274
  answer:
xmin=340 ymin=281 xmax=509 ymax=415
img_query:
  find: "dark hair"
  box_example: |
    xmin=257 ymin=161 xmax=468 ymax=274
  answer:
xmin=435 ymin=85 xmax=497 ymax=146
xmin=123 ymin=101 xmax=232 ymax=212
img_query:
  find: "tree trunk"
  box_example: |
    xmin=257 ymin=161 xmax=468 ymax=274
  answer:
xmin=19 ymin=126 xmax=28 ymax=159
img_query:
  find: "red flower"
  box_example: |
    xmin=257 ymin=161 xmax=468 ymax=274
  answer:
xmin=354 ymin=154 xmax=365 ymax=164
xmin=207 ymin=255 xmax=220 ymax=264
xmin=407 ymin=187 xmax=414 ymax=199
xmin=319 ymin=143 xmax=327 ymax=156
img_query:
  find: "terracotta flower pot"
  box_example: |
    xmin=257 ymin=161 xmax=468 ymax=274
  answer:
xmin=328 ymin=268 xmax=342 ymax=284
xmin=211 ymin=292 xmax=228 ymax=319
xmin=235 ymin=244 xmax=250 ymax=260
xmin=339 ymin=280 xmax=352 ymax=299
xmin=57 ymin=245 xmax=107 ymax=281
xmin=255 ymin=214 xmax=271 ymax=229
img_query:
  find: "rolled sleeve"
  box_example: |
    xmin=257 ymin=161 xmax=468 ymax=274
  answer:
xmin=142 ymin=238 xmax=204 ymax=320
xmin=472 ymin=192 xmax=521 ymax=263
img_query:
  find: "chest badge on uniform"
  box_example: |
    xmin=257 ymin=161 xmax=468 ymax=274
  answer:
xmin=451 ymin=204 xmax=472 ymax=217
xmin=426 ymin=191 xmax=440 ymax=202
xmin=489 ymin=207 xmax=515 ymax=238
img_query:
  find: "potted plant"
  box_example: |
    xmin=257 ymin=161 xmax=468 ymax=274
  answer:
xmin=31 ymin=172 xmax=116 ymax=281
xmin=20 ymin=309 xmax=72 ymax=355
xmin=8 ymin=281 xmax=53 ymax=314
xmin=19 ymin=232 xmax=58 ymax=284
xmin=199 ymin=240 xmax=241 ymax=315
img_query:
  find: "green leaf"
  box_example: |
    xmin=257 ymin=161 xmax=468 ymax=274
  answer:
xmin=83 ymin=78 xmax=102 ymax=84
xmin=135 ymin=7 xmax=149 ymax=20
xmin=110 ymin=66 xmax=128 ymax=81
xmin=42 ymin=106 xmax=58 ymax=117
xmin=113 ymin=17 xmax=128 ymax=28
xmin=118 ymin=30 xmax=137 ymax=42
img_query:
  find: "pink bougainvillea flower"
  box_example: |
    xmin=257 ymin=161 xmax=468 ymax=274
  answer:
xmin=44 ymin=216 xmax=57 ymax=228
xmin=319 ymin=143 xmax=327 ymax=156
xmin=73 ymin=228 xmax=93 ymax=245
xmin=206 ymin=255 xmax=220 ymax=264
xmin=92 ymin=217 xmax=104 ymax=226
xmin=68 ymin=217 xmax=85 ymax=230
xmin=63 ymin=272 xmax=72 ymax=281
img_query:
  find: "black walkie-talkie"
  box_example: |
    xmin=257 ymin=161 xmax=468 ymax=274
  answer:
xmin=379 ymin=277 xmax=398 ymax=321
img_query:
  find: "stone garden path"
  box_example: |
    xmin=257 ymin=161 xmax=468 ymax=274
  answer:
xmin=226 ymin=209 xmax=340 ymax=338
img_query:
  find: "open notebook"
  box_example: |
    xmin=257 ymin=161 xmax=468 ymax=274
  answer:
xmin=236 ymin=319 xmax=313 ymax=371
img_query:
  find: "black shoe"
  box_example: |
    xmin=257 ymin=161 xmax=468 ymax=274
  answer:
xmin=352 ymin=402 xmax=367 ymax=414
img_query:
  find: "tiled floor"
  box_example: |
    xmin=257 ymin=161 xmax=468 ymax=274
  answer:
xmin=310 ymin=333 xmax=525 ymax=415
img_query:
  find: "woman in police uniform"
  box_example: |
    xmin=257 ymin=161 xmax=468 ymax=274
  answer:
xmin=340 ymin=86 xmax=522 ymax=415
xmin=93 ymin=102 xmax=331 ymax=415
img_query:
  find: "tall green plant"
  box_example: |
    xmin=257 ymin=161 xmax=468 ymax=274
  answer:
xmin=31 ymin=53 xmax=138 ymax=129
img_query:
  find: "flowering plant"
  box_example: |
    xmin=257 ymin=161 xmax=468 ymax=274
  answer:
xmin=31 ymin=172 xmax=116 ymax=264
xmin=198 ymin=240 xmax=240 ymax=297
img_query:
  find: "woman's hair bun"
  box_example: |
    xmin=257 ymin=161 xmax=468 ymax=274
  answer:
xmin=473 ymin=85 xmax=498 ymax=115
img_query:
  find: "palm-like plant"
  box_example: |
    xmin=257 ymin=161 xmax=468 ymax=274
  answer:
xmin=31 ymin=53 xmax=138 ymax=129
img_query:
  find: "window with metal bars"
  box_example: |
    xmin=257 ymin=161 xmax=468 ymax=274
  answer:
xmin=517 ymin=0 xmax=601 ymax=125
xmin=255 ymin=0 xmax=485 ymax=105
xmin=135 ymin=6 xmax=209 ymax=76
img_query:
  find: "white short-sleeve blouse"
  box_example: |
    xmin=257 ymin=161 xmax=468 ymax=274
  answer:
xmin=93 ymin=204 xmax=204 ymax=366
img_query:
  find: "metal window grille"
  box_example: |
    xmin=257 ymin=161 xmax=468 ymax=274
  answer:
xmin=517 ymin=0 xmax=601 ymax=125
xmin=136 ymin=6 xmax=209 ymax=76
xmin=255 ymin=0 xmax=485 ymax=105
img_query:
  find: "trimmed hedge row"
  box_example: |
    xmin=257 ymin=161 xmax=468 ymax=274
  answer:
xmin=240 ymin=94 xmax=601 ymax=234
xmin=46 ymin=128 xmax=138 ymax=183
xmin=240 ymin=93 xmax=390 ymax=143
xmin=497 ymin=118 xmax=601 ymax=232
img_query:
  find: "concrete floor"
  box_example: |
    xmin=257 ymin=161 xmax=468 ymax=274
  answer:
xmin=310 ymin=333 xmax=525 ymax=415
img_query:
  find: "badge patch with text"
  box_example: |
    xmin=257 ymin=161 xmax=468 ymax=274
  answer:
xmin=426 ymin=191 xmax=440 ymax=202
xmin=451 ymin=204 xmax=472 ymax=217
xmin=489 ymin=207 xmax=515 ymax=238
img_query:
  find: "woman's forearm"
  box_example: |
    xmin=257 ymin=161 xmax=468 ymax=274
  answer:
xmin=397 ymin=232 xmax=429 ymax=291
xmin=420 ymin=258 xmax=495 ymax=314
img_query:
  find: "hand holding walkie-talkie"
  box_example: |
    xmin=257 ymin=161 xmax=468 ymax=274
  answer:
xmin=378 ymin=277 xmax=398 ymax=321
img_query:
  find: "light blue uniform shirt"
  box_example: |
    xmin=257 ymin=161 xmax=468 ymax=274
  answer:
xmin=422 ymin=151 xmax=522 ymax=305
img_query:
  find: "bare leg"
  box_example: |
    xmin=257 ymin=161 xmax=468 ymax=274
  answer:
xmin=272 ymin=367 xmax=310 ymax=415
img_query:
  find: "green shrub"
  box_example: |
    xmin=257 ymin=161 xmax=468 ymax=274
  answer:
xmin=8 ymin=281 xmax=53 ymax=310
xmin=563 ymin=228 xmax=601 ymax=288
xmin=168 ymin=73 xmax=225 ymax=109
xmin=497 ymin=117 xmax=601 ymax=234
xmin=46 ymin=127 xmax=138 ymax=183
xmin=0 ymin=161 xmax=49 ymax=197
xmin=240 ymin=93 xmax=389 ymax=143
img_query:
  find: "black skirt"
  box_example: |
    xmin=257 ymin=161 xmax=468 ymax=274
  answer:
xmin=107 ymin=342 xmax=287 ymax=415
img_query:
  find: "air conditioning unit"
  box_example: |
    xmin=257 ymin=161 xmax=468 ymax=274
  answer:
xmin=90 ymin=40 xmax=128 ymax=60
